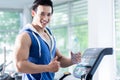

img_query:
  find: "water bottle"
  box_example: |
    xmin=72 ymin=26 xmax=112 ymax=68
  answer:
xmin=71 ymin=37 xmax=81 ymax=64
xmin=71 ymin=37 xmax=80 ymax=54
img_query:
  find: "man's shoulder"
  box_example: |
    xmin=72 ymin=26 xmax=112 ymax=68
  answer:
xmin=17 ymin=31 xmax=30 ymax=40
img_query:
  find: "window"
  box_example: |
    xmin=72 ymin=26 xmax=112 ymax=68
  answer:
xmin=0 ymin=10 xmax=22 ymax=72
xmin=114 ymin=0 xmax=120 ymax=79
xmin=50 ymin=0 xmax=88 ymax=73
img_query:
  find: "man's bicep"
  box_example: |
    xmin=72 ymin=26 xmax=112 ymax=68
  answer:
xmin=14 ymin=33 xmax=31 ymax=61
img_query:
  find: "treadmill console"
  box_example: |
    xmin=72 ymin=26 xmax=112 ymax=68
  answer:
xmin=73 ymin=48 xmax=113 ymax=80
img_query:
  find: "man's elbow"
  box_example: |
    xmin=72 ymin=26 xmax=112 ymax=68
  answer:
xmin=15 ymin=61 xmax=24 ymax=73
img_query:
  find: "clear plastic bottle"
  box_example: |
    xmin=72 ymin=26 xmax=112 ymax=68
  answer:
xmin=71 ymin=37 xmax=80 ymax=54
xmin=71 ymin=37 xmax=81 ymax=64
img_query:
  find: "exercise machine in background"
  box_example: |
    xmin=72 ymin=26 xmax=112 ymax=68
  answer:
xmin=0 ymin=47 xmax=12 ymax=80
xmin=0 ymin=47 xmax=21 ymax=80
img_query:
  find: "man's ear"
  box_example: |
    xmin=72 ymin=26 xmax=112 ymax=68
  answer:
xmin=31 ymin=10 xmax=36 ymax=17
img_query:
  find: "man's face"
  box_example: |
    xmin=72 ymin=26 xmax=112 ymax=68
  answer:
xmin=32 ymin=5 xmax=52 ymax=28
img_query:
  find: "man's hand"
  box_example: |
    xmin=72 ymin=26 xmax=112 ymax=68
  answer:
xmin=48 ymin=56 xmax=60 ymax=72
xmin=71 ymin=51 xmax=81 ymax=64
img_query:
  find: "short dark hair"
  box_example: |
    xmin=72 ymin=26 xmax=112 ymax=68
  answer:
xmin=32 ymin=0 xmax=53 ymax=14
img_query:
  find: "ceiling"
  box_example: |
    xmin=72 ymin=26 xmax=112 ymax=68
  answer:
xmin=0 ymin=0 xmax=69 ymax=10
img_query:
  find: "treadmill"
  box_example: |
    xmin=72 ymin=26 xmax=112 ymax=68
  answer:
xmin=73 ymin=48 xmax=113 ymax=80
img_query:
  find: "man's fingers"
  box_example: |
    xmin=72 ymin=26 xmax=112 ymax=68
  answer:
xmin=53 ymin=56 xmax=58 ymax=61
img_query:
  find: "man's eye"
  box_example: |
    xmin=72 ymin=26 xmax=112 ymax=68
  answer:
xmin=48 ymin=13 xmax=51 ymax=16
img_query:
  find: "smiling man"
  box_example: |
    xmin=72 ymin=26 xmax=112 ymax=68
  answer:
xmin=14 ymin=0 xmax=81 ymax=80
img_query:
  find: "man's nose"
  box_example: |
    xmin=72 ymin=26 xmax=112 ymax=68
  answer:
xmin=42 ymin=15 xmax=48 ymax=21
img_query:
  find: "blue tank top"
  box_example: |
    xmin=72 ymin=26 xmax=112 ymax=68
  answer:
xmin=20 ymin=25 xmax=56 ymax=80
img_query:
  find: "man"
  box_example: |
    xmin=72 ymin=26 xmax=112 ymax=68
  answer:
xmin=14 ymin=0 xmax=81 ymax=80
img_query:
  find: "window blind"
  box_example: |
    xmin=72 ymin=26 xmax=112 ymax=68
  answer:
xmin=50 ymin=4 xmax=69 ymax=27
xmin=71 ymin=0 xmax=88 ymax=25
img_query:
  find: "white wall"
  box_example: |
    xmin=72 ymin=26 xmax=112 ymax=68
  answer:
xmin=88 ymin=0 xmax=116 ymax=80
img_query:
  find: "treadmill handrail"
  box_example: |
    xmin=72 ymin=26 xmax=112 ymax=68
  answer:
xmin=86 ymin=48 xmax=113 ymax=80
